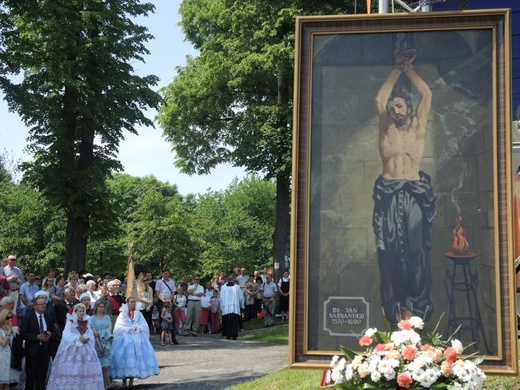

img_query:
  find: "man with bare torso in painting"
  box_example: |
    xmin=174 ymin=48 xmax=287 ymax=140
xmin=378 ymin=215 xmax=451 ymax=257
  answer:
xmin=373 ymin=47 xmax=437 ymax=326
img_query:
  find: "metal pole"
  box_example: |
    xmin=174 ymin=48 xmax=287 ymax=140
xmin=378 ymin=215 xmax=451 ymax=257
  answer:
xmin=378 ymin=0 xmax=389 ymax=13
xmin=421 ymin=0 xmax=432 ymax=12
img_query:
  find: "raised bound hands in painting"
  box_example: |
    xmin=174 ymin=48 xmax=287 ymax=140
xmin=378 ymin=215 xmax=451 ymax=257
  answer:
xmin=393 ymin=47 xmax=416 ymax=72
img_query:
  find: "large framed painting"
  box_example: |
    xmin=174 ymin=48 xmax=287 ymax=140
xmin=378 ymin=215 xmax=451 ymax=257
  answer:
xmin=290 ymin=9 xmax=518 ymax=374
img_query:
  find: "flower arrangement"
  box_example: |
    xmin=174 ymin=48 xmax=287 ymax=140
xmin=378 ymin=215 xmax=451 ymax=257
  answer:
xmin=323 ymin=316 xmax=486 ymax=389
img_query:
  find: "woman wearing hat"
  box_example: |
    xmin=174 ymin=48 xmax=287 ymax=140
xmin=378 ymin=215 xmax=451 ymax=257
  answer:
xmin=79 ymin=293 xmax=94 ymax=316
xmin=46 ymin=303 xmax=104 ymax=389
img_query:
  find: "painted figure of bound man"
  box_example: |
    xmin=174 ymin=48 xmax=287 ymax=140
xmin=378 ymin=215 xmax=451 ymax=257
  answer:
xmin=373 ymin=43 xmax=436 ymax=326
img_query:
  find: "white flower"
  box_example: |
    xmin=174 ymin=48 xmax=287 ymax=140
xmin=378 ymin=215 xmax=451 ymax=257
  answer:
xmin=330 ymin=367 xmax=343 ymax=383
xmin=367 ymin=354 xmax=381 ymax=372
xmin=378 ymin=358 xmax=398 ymax=380
xmin=409 ymin=316 xmax=424 ymax=329
xmin=451 ymin=339 xmax=464 ymax=354
xmin=388 ymin=357 xmax=400 ymax=368
xmin=410 ymin=367 xmax=426 ymax=384
xmin=352 ymin=355 xmax=364 ymax=369
xmin=325 ymin=369 xmax=332 ymax=384
xmin=391 ymin=329 xmax=421 ymax=346
xmin=370 ymin=370 xmax=382 ymax=382
xmin=336 ymin=357 xmax=347 ymax=371
xmin=414 ymin=353 xmax=434 ymax=368
xmin=419 ymin=367 xmax=441 ymax=388
xmin=448 ymin=383 xmax=465 ymax=389
xmin=344 ymin=365 xmax=355 ymax=381
xmin=330 ymin=355 xmax=339 ymax=367
xmin=390 ymin=330 xmax=408 ymax=346
xmin=364 ymin=327 xmax=377 ymax=337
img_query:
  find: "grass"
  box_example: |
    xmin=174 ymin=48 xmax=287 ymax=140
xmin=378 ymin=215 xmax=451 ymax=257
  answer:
xmin=241 ymin=318 xmax=288 ymax=345
xmin=231 ymin=321 xmax=520 ymax=390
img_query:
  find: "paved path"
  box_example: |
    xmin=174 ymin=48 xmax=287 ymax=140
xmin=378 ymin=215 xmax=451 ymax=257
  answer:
xmin=115 ymin=327 xmax=289 ymax=389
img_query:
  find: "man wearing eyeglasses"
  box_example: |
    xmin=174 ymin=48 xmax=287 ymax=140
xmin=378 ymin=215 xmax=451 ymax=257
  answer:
xmin=107 ymin=279 xmax=124 ymax=327
xmin=184 ymin=275 xmax=204 ymax=336
xmin=21 ymin=296 xmax=58 ymax=390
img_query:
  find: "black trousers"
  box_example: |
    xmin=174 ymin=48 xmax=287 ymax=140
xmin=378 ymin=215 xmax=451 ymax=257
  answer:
xmin=25 ymin=347 xmax=50 ymax=390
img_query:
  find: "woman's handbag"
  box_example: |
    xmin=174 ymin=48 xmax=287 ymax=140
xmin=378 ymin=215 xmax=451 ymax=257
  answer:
xmin=8 ymin=338 xmax=22 ymax=371
xmin=10 ymin=352 xmax=22 ymax=371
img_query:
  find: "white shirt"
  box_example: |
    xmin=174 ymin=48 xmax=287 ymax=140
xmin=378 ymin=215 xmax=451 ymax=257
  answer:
xmin=155 ymin=278 xmax=176 ymax=300
xmin=187 ymin=284 xmax=204 ymax=301
xmin=3 ymin=265 xmax=23 ymax=289
xmin=36 ymin=312 xmax=47 ymax=332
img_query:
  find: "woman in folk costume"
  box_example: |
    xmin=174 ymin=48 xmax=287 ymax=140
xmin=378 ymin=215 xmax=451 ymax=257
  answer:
xmin=47 ymin=303 xmax=104 ymax=390
xmin=110 ymin=297 xmax=159 ymax=388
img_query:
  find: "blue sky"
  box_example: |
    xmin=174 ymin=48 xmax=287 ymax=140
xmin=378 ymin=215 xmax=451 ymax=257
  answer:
xmin=0 ymin=0 xmax=245 ymax=195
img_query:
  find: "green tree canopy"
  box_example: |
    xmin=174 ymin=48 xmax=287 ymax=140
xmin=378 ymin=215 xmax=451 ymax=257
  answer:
xmin=87 ymin=173 xmax=186 ymax=277
xmin=158 ymin=0 xmax=350 ymax=281
xmin=0 ymin=182 xmax=66 ymax=273
xmin=0 ymin=0 xmax=161 ymax=272
xmin=0 ymin=155 xmax=11 ymax=184
xmin=193 ymin=175 xmax=276 ymax=277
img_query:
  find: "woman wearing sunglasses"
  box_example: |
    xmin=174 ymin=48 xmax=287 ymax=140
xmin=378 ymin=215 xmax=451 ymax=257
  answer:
xmin=0 ymin=309 xmax=18 ymax=390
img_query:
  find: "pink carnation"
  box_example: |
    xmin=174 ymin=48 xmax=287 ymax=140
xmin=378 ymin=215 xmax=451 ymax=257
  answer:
xmin=421 ymin=344 xmax=435 ymax=352
xmin=402 ymin=345 xmax=417 ymax=360
xmin=397 ymin=372 xmax=413 ymax=388
xmin=444 ymin=347 xmax=458 ymax=363
xmin=359 ymin=335 xmax=373 ymax=347
xmin=397 ymin=319 xmax=413 ymax=330
xmin=374 ymin=343 xmax=386 ymax=352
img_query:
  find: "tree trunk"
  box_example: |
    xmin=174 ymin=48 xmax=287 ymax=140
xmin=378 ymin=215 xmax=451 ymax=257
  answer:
xmin=273 ymin=172 xmax=290 ymax=279
xmin=65 ymin=213 xmax=89 ymax=274
xmin=272 ymin=66 xmax=291 ymax=301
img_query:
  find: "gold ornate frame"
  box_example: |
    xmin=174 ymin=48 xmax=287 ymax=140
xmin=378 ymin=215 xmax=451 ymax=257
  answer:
xmin=290 ymin=9 xmax=517 ymax=374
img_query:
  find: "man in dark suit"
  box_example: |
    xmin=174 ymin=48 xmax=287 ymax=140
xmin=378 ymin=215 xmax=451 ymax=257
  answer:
xmin=21 ymin=295 xmax=59 ymax=390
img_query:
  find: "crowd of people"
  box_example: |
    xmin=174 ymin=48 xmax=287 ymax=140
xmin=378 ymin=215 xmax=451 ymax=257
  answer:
xmin=0 ymin=254 xmax=290 ymax=389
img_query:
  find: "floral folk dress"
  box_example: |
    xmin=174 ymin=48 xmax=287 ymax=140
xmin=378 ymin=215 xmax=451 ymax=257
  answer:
xmin=46 ymin=313 xmax=104 ymax=390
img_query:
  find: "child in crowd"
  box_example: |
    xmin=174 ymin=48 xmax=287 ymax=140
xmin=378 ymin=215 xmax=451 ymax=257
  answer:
xmin=244 ymin=284 xmax=256 ymax=321
xmin=173 ymin=286 xmax=187 ymax=334
xmin=152 ymin=304 xmax=160 ymax=334
xmin=198 ymin=289 xmax=211 ymax=335
xmin=160 ymin=300 xmax=174 ymax=345
xmin=255 ymin=276 xmax=263 ymax=314
xmin=209 ymin=289 xmax=220 ymax=334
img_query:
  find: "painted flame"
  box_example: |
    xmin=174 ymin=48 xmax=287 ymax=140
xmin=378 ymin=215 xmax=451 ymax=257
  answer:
xmin=452 ymin=216 xmax=469 ymax=255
